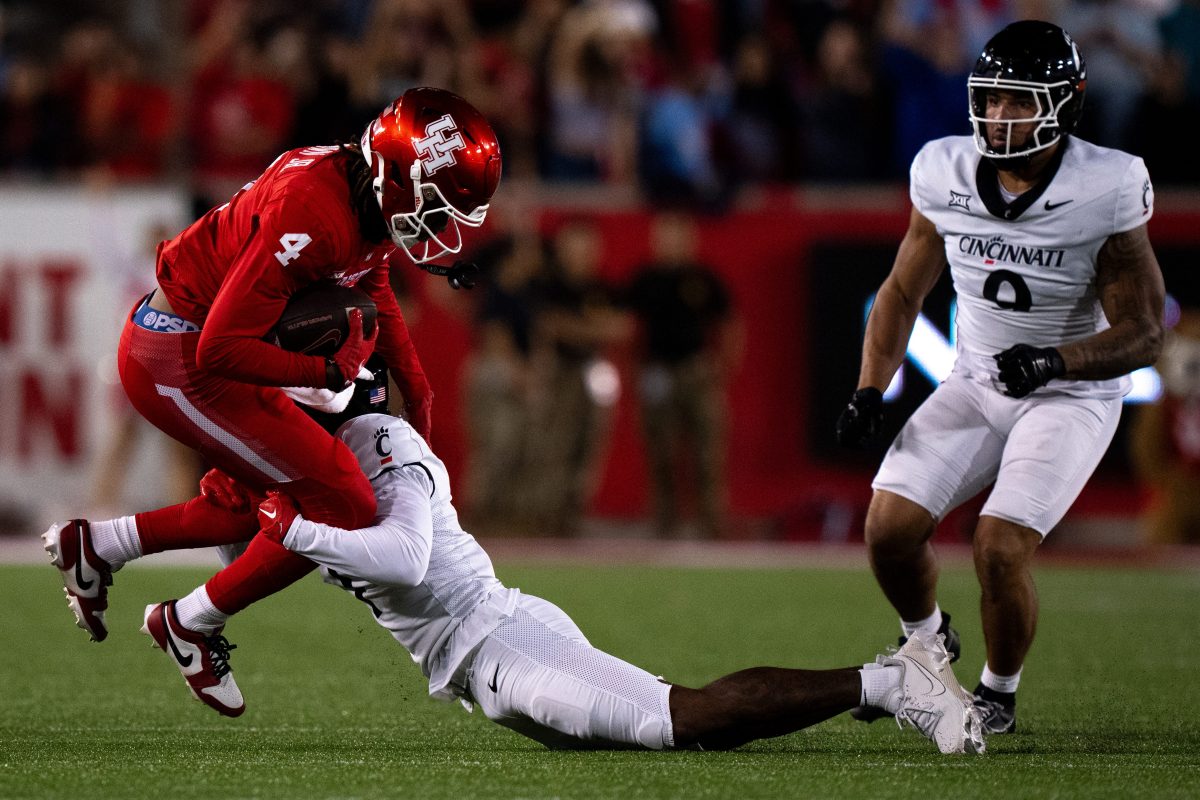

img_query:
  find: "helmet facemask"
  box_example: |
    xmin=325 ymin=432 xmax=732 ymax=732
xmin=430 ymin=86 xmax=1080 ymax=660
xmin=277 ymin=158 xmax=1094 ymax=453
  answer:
xmin=361 ymin=133 xmax=489 ymax=265
xmin=968 ymin=78 xmax=1073 ymax=161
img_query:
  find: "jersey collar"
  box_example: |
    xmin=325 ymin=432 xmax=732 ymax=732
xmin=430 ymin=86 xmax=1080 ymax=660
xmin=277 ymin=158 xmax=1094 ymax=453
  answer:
xmin=975 ymin=136 xmax=1070 ymax=222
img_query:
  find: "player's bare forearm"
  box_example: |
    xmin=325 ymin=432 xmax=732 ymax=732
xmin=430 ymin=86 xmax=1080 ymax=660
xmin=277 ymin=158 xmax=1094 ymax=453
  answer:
xmin=1058 ymin=319 xmax=1161 ymax=379
xmin=1058 ymin=225 xmax=1164 ymax=379
xmin=859 ymin=281 xmax=921 ymax=389
xmin=858 ymin=209 xmax=946 ymax=389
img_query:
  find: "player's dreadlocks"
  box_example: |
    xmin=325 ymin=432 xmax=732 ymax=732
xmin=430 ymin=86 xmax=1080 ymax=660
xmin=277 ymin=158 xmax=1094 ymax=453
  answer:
xmin=338 ymin=142 xmax=389 ymax=244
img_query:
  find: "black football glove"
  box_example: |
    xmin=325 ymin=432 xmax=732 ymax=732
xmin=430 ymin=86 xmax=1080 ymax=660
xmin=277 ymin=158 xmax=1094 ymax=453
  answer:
xmin=993 ymin=344 xmax=1065 ymax=398
xmin=836 ymin=387 xmax=884 ymax=448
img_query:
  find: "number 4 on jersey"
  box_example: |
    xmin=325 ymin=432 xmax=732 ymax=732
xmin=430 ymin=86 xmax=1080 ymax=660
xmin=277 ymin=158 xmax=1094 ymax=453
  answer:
xmin=275 ymin=233 xmax=312 ymax=267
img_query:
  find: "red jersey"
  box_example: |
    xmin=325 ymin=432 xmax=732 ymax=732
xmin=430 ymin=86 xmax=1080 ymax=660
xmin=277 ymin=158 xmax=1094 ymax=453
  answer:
xmin=158 ymin=145 xmax=426 ymax=395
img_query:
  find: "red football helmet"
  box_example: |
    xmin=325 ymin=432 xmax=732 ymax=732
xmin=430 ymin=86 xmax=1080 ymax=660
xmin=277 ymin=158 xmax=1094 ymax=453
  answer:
xmin=360 ymin=87 xmax=502 ymax=264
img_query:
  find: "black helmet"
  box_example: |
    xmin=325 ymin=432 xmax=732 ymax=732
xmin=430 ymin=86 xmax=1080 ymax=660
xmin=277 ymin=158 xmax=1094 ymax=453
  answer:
xmin=968 ymin=21 xmax=1086 ymax=161
xmin=302 ymin=353 xmax=390 ymax=434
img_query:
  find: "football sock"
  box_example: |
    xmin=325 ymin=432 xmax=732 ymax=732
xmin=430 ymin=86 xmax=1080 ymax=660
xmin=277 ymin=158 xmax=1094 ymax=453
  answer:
xmin=860 ymin=665 xmax=903 ymax=714
xmin=88 ymin=516 xmax=142 ymax=569
xmin=203 ymin=534 xmax=317 ymax=615
xmin=900 ymin=603 xmax=942 ymax=638
xmin=980 ymin=664 xmax=1021 ymax=695
xmin=135 ymin=495 xmax=260 ymax=555
xmin=174 ymin=586 xmax=228 ymax=634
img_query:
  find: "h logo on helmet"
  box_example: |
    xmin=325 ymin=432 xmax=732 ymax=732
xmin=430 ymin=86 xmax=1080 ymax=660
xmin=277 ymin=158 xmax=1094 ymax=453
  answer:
xmin=413 ymin=115 xmax=466 ymax=177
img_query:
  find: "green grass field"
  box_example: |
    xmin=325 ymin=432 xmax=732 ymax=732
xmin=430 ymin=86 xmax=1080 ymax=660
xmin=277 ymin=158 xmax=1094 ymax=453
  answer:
xmin=3 ymin=558 xmax=1199 ymax=799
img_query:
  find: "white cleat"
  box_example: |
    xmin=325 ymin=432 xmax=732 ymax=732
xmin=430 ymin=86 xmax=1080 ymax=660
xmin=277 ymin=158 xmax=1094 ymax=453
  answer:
xmin=42 ymin=520 xmax=113 ymax=642
xmin=884 ymin=631 xmax=986 ymax=754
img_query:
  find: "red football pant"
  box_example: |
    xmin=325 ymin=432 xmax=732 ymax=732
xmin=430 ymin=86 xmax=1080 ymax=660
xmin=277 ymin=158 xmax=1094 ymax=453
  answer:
xmin=118 ymin=312 xmax=376 ymax=614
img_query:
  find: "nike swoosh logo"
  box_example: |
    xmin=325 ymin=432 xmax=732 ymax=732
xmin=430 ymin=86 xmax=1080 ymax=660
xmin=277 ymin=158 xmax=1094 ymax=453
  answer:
xmin=74 ymin=524 xmax=93 ymax=590
xmin=488 ymin=664 xmax=499 ymax=693
xmin=261 ymin=508 xmax=277 ymax=520
xmin=162 ymin=608 xmax=194 ymax=668
xmin=910 ymin=659 xmax=945 ymax=697
xmin=1044 ymin=200 xmax=1073 ymax=211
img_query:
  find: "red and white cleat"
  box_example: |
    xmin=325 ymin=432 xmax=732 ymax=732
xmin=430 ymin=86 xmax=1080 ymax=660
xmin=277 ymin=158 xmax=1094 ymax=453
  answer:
xmin=140 ymin=601 xmax=245 ymax=718
xmin=42 ymin=520 xmax=113 ymax=642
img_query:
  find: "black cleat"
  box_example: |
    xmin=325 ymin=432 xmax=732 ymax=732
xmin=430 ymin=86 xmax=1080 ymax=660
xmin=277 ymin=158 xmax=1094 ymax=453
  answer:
xmin=972 ymin=685 xmax=1017 ymax=734
xmin=850 ymin=611 xmax=961 ymax=723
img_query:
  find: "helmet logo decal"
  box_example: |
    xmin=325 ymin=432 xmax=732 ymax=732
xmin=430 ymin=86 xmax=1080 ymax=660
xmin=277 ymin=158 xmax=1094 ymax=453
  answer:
xmin=413 ymin=115 xmax=466 ymax=176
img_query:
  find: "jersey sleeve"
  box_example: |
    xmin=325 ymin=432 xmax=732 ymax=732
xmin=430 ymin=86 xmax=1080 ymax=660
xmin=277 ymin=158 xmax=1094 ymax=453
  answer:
xmin=908 ymin=141 xmax=934 ymax=216
xmin=1113 ymin=156 xmax=1154 ymax=234
xmin=282 ymin=465 xmax=434 ymax=587
xmin=196 ymin=191 xmax=345 ymax=387
xmin=357 ymin=263 xmax=431 ymax=405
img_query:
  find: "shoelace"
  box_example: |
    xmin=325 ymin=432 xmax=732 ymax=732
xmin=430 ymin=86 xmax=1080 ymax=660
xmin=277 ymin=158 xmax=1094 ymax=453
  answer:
xmin=973 ymin=697 xmax=1010 ymax=717
xmin=203 ymin=635 xmax=238 ymax=679
xmin=894 ymin=701 xmax=943 ymax=736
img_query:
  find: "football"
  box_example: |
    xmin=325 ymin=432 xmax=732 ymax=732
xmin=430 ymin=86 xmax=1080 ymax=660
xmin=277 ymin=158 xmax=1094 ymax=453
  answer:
xmin=268 ymin=283 xmax=378 ymax=357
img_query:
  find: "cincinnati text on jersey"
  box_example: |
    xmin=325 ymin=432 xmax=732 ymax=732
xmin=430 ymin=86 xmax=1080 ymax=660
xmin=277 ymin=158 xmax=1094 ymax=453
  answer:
xmin=958 ymin=235 xmax=1067 ymax=268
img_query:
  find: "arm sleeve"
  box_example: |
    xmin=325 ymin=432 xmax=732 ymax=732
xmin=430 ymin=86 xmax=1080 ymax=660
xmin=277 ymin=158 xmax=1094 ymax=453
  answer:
xmin=357 ymin=263 xmax=431 ymax=404
xmin=1114 ymin=157 xmax=1154 ymax=234
xmin=282 ymin=466 xmax=434 ymax=587
xmin=908 ymin=142 xmax=931 ymax=214
xmin=195 ymin=194 xmax=338 ymax=388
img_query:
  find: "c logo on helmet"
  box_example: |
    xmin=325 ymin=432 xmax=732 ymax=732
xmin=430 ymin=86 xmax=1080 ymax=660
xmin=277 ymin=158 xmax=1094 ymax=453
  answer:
xmin=374 ymin=427 xmax=392 ymax=460
xmin=413 ymin=115 xmax=466 ymax=176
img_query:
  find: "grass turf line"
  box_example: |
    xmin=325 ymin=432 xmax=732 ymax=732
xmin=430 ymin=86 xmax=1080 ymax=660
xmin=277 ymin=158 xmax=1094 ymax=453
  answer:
xmin=2 ymin=562 xmax=1199 ymax=799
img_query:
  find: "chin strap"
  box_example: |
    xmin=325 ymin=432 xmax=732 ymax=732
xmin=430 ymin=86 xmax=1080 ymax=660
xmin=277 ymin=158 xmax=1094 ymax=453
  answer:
xmin=415 ymin=260 xmax=481 ymax=290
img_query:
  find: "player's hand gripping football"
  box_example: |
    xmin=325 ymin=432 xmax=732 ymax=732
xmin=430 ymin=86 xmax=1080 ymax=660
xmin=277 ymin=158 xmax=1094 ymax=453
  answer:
xmin=257 ymin=491 xmax=301 ymax=543
xmin=994 ymin=344 xmax=1065 ymax=398
xmin=836 ymin=387 xmax=884 ymax=448
xmin=199 ymin=468 xmax=256 ymax=514
xmin=325 ymin=308 xmax=378 ymax=390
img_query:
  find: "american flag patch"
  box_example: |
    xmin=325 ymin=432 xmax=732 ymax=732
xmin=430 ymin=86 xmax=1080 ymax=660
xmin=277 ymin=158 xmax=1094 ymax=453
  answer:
xmin=368 ymin=385 xmax=387 ymax=405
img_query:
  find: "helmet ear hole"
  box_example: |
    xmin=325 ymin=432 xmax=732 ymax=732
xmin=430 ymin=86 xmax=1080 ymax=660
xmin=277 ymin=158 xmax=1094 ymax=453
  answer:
xmin=389 ymin=162 xmax=406 ymax=189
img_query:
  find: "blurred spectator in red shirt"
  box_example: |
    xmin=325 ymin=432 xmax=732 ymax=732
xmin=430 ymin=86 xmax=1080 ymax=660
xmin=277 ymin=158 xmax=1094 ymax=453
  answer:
xmin=80 ymin=40 xmax=175 ymax=179
xmin=189 ymin=1 xmax=295 ymax=200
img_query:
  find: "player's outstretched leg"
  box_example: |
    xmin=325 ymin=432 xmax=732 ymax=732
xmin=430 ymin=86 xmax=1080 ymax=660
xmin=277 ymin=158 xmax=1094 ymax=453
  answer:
xmin=887 ymin=631 xmax=985 ymax=754
xmin=669 ymin=667 xmax=865 ymax=751
xmin=667 ymin=644 xmax=983 ymax=754
xmin=140 ymin=600 xmax=244 ymax=717
xmin=42 ymin=520 xmax=113 ymax=642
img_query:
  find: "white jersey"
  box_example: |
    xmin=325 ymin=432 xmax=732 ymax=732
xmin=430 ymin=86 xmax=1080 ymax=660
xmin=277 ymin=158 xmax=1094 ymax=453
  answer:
xmin=283 ymin=414 xmax=520 ymax=701
xmin=911 ymin=135 xmax=1154 ymax=399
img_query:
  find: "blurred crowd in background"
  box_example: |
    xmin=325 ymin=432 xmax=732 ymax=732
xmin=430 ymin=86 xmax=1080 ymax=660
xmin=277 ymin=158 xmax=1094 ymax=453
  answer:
xmin=2 ymin=0 xmax=1199 ymax=545
xmin=2 ymin=0 xmax=1199 ymax=207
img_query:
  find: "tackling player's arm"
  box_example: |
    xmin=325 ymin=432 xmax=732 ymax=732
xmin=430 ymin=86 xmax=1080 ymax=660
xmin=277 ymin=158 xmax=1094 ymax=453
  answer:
xmin=837 ymin=208 xmax=946 ymax=447
xmin=264 ymin=467 xmax=435 ymax=588
xmin=1057 ymin=223 xmax=1165 ymax=379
